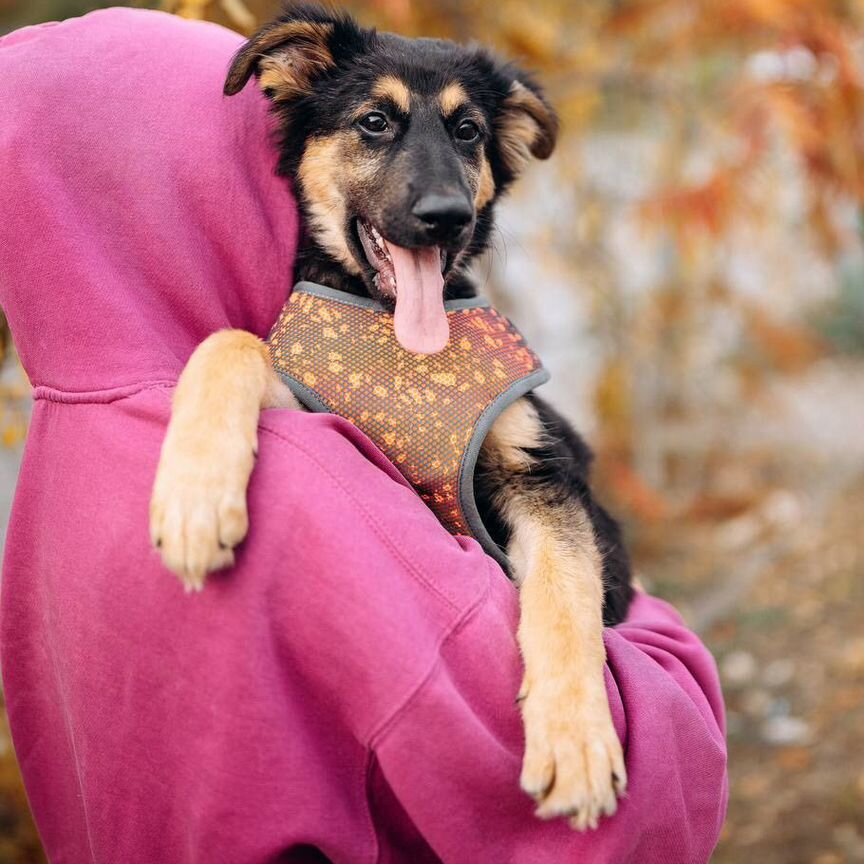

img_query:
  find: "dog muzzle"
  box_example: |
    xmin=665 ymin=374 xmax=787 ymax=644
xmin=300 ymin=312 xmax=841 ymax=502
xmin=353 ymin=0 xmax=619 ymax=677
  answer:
xmin=266 ymin=281 xmax=549 ymax=568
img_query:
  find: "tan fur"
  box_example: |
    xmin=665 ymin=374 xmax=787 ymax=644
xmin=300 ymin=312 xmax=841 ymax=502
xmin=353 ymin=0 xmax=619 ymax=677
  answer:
xmin=257 ymin=59 xmax=297 ymax=100
xmin=508 ymin=501 xmax=626 ymax=830
xmin=475 ymin=152 xmax=496 ymax=210
xmin=227 ymin=21 xmax=334 ymax=98
xmin=438 ymin=81 xmax=468 ymax=116
xmin=498 ymin=111 xmax=540 ymax=177
xmin=372 ymin=75 xmax=411 ymax=113
xmin=149 ymin=330 xmax=297 ymax=590
xmin=483 ymin=398 xmax=541 ymax=469
xmin=297 ymin=131 xmax=387 ymax=273
xmin=296 ymin=134 xmax=362 ymax=276
xmin=481 ymin=398 xmax=627 ymax=830
xmin=497 ymin=80 xmax=558 ymax=176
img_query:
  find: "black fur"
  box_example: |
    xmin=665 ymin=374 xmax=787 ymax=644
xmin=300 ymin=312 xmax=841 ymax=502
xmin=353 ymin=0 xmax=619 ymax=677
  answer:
xmin=473 ymin=394 xmax=633 ymax=626
xmin=227 ymin=3 xmax=633 ymax=625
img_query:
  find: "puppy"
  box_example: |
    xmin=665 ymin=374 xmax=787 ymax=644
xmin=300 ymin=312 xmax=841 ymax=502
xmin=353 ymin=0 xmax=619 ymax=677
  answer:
xmin=150 ymin=3 xmax=633 ymax=830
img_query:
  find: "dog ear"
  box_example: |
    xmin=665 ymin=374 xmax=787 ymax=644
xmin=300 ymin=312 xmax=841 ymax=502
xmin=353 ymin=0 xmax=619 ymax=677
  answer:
xmin=495 ymin=76 xmax=559 ymax=176
xmin=224 ymin=5 xmax=365 ymax=101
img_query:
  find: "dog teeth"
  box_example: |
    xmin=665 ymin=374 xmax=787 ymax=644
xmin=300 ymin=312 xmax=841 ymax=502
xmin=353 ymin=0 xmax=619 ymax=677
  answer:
xmin=358 ymin=219 xmax=396 ymax=292
xmin=371 ymin=227 xmax=392 ymax=264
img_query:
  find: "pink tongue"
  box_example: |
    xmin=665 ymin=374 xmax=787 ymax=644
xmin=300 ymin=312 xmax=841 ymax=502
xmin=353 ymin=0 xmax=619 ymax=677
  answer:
xmin=387 ymin=243 xmax=449 ymax=354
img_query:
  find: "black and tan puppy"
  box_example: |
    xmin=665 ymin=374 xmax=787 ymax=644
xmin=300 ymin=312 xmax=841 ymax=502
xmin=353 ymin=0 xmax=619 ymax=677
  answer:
xmin=150 ymin=3 xmax=633 ymax=830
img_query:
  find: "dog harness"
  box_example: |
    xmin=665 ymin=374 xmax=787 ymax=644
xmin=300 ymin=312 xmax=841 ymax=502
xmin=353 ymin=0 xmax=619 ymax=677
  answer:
xmin=267 ymin=282 xmax=549 ymax=566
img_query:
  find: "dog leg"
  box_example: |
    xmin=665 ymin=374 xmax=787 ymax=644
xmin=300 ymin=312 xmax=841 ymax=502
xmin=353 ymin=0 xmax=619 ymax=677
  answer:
xmin=480 ymin=398 xmax=627 ymax=829
xmin=149 ymin=329 xmax=297 ymax=591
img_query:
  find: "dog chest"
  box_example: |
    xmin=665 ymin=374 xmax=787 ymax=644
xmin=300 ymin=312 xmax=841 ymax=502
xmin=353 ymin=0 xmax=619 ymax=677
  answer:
xmin=267 ymin=282 xmax=548 ymax=566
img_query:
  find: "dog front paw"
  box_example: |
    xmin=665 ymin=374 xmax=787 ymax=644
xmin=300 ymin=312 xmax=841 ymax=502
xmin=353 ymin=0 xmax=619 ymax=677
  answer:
xmin=519 ymin=675 xmax=627 ymax=831
xmin=149 ymin=426 xmax=255 ymax=592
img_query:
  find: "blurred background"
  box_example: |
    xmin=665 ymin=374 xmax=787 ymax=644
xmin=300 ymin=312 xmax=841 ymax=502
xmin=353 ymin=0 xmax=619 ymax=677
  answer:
xmin=2 ymin=0 xmax=864 ymax=861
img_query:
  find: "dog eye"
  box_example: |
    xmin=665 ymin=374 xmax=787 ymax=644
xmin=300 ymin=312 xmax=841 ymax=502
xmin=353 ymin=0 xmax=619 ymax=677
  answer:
xmin=454 ymin=119 xmax=481 ymax=142
xmin=358 ymin=112 xmax=390 ymax=135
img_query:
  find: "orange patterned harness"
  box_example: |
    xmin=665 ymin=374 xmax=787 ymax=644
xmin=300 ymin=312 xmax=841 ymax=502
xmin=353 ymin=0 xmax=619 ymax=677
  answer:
xmin=267 ymin=282 xmax=549 ymax=565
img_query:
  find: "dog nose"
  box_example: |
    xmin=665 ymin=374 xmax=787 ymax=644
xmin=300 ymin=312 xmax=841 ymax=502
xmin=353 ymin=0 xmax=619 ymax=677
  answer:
xmin=412 ymin=194 xmax=473 ymax=238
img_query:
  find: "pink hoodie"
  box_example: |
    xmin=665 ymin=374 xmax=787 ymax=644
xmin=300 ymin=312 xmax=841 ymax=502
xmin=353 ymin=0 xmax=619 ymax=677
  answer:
xmin=0 ymin=9 xmax=727 ymax=863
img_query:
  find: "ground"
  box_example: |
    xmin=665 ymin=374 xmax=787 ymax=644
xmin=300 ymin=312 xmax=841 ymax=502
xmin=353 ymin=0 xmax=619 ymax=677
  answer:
xmin=638 ymin=479 xmax=864 ymax=864
xmin=631 ymin=359 xmax=864 ymax=863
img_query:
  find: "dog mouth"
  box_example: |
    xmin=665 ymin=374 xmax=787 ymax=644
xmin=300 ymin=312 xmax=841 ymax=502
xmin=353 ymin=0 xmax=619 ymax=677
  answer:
xmin=357 ymin=219 xmax=449 ymax=355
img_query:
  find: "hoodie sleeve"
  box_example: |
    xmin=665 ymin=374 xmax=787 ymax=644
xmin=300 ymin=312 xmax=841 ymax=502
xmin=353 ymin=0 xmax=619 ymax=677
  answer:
xmin=368 ymin=590 xmax=728 ymax=863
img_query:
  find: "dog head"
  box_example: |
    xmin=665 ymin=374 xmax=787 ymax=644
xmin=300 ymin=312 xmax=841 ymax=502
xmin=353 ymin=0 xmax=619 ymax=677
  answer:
xmin=225 ymin=3 xmax=558 ymax=353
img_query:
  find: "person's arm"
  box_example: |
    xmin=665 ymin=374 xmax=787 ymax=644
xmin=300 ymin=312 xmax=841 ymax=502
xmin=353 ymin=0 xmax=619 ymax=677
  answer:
xmin=367 ymin=590 xmax=727 ymax=862
xmin=231 ymin=409 xmax=728 ymax=863
xmin=261 ymin=411 xmax=727 ymax=861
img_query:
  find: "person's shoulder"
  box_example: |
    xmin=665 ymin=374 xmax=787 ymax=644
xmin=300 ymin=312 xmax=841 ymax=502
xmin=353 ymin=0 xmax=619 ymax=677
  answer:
xmin=255 ymin=409 xmax=415 ymax=515
xmin=253 ymin=407 xmax=495 ymax=611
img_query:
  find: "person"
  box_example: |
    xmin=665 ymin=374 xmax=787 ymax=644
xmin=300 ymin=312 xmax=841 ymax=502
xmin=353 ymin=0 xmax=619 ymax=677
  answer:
xmin=0 ymin=8 xmax=727 ymax=863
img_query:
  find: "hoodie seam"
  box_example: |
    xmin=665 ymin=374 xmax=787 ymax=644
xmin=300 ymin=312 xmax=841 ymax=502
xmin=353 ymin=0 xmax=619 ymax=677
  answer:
xmin=32 ymin=380 xmax=177 ymax=404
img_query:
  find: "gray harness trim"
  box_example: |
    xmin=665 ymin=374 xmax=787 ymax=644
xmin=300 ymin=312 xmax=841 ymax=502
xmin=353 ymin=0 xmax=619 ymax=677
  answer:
xmin=272 ymin=281 xmax=550 ymax=569
xmin=456 ymin=367 xmax=549 ymax=569
xmin=293 ymin=279 xmax=492 ymax=311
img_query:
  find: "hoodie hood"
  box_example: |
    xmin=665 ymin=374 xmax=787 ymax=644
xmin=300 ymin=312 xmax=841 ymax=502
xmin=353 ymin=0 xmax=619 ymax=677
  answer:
xmin=0 ymin=8 xmax=299 ymax=393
